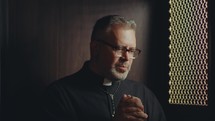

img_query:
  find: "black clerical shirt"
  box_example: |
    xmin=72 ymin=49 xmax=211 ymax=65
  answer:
xmin=41 ymin=61 xmax=167 ymax=121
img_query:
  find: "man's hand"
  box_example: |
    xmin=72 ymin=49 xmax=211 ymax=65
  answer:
xmin=113 ymin=94 xmax=148 ymax=121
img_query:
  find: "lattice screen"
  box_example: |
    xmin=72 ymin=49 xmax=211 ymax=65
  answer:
xmin=168 ymin=0 xmax=208 ymax=106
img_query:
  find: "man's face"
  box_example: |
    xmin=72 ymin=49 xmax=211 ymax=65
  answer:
xmin=96 ymin=26 xmax=137 ymax=81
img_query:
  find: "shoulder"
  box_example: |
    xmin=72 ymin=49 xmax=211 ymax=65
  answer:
xmin=44 ymin=70 xmax=84 ymax=95
xmin=50 ymin=68 xmax=85 ymax=86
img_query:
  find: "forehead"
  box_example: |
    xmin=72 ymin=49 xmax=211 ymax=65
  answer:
xmin=107 ymin=26 xmax=136 ymax=47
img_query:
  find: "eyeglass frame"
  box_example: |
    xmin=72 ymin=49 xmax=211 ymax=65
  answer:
xmin=96 ymin=39 xmax=141 ymax=59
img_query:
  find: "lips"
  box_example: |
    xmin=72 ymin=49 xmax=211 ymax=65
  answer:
xmin=116 ymin=65 xmax=128 ymax=72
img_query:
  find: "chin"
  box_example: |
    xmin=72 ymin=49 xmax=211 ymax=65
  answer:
xmin=111 ymin=70 xmax=129 ymax=81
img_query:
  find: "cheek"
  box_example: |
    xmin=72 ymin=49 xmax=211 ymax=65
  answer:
xmin=128 ymin=60 xmax=133 ymax=68
xmin=104 ymin=54 xmax=117 ymax=67
xmin=98 ymin=50 xmax=116 ymax=67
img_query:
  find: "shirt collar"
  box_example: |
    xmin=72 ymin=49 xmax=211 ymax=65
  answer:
xmin=103 ymin=78 xmax=112 ymax=86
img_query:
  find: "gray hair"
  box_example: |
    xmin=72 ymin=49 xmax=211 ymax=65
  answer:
xmin=91 ymin=15 xmax=136 ymax=41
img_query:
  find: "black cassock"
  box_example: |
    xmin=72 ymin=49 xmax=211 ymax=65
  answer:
xmin=41 ymin=61 xmax=167 ymax=121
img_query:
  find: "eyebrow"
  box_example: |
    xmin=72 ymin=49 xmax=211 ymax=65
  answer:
xmin=97 ymin=39 xmax=137 ymax=50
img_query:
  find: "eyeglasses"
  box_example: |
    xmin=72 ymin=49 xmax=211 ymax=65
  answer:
xmin=96 ymin=40 xmax=141 ymax=59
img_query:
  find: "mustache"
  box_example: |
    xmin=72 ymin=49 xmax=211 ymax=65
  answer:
xmin=116 ymin=63 xmax=129 ymax=68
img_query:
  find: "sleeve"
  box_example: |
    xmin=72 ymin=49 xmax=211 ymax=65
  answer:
xmin=143 ymin=86 xmax=167 ymax=121
xmin=40 ymin=84 xmax=78 ymax=121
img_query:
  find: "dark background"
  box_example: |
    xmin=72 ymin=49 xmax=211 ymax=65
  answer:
xmin=1 ymin=0 xmax=214 ymax=121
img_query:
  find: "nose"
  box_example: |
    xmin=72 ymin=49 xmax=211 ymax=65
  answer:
xmin=121 ymin=51 xmax=130 ymax=61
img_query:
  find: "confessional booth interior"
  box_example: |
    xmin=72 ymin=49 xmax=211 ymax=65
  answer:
xmin=1 ymin=0 xmax=214 ymax=121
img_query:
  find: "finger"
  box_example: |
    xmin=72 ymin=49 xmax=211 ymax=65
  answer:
xmin=119 ymin=94 xmax=134 ymax=106
xmin=124 ymin=114 xmax=147 ymax=121
xmin=118 ymin=106 xmax=148 ymax=119
xmin=125 ymin=115 xmax=144 ymax=121
xmin=121 ymin=107 xmax=142 ymax=113
xmin=127 ymin=94 xmax=132 ymax=99
xmin=120 ymin=94 xmax=128 ymax=102
xmin=129 ymin=111 xmax=148 ymax=119
xmin=124 ymin=96 xmax=144 ymax=110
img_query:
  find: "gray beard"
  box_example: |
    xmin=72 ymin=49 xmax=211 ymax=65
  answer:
xmin=108 ymin=68 xmax=129 ymax=81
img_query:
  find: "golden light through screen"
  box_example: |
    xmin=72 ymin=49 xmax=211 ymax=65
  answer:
xmin=168 ymin=0 xmax=208 ymax=106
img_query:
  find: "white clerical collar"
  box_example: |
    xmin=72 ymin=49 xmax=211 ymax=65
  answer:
xmin=103 ymin=78 xmax=112 ymax=86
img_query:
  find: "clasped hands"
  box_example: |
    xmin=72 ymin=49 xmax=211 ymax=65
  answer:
xmin=113 ymin=94 xmax=148 ymax=121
